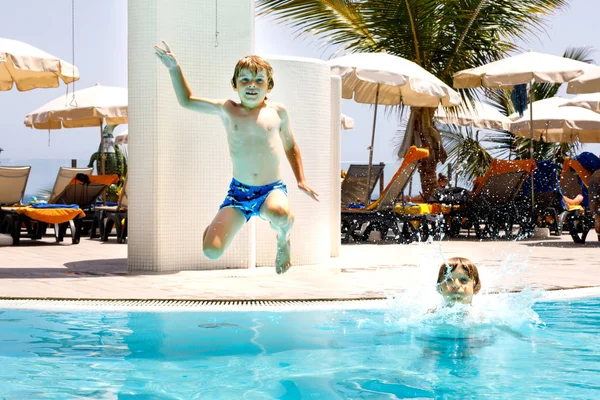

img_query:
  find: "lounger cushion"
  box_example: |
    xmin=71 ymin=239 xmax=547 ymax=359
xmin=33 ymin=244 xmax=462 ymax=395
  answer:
xmin=4 ymin=206 xmax=85 ymax=224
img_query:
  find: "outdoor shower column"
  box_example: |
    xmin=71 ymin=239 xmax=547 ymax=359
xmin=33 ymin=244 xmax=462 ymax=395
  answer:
xmin=128 ymin=2 xmax=336 ymax=272
xmin=127 ymin=0 xmax=255 ymax=271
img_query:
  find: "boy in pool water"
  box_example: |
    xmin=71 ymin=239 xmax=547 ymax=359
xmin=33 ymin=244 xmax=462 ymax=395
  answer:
xmin=154 ymin=41 xmax=319 ymax=274
xmin=436 ymin=257 xmax=481 ymax=306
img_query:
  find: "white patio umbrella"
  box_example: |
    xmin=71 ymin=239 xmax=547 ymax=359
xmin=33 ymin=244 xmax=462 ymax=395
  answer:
xmin=454 ymin=51 xmax=596 ymax=203
xmin=567 ymin=67 xmax=600 ymax=94
xmin=0 ymin=37 xmax=79 ymax=91
xmin=341 ymin=113 xmax=354 ymax=130
xmin=435 ymin=101 xmax=512 ymax=130
xmin=24 ymin=83 xmax=128 ymax=174
xmin=329 ymin=52 xmax=461 ymax=203
xmin=508 ymin=97 xmax=569 ymax=120
xmin=114 ymin=130 xmax=128 ymax=160
xmin=511 ymin=103 xmax=600 ymax=143
xmin=561 ymin=93 xmax=600 ymax=113
xmin=114 ymin=131 xmax=128 ymax=145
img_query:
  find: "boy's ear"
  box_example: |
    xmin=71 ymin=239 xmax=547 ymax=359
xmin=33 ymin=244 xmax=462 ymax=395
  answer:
xmin=231 ymin=78 xmax=237 ymax=89
xmin=473 ymin=282 xmax=481 ymax=294
xmin=436 ymin=283 xmax=442 ymax=294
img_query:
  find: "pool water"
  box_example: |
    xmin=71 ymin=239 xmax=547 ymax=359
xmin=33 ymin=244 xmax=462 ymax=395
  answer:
xmin=0 ymin=297 xmax=599 ymax=399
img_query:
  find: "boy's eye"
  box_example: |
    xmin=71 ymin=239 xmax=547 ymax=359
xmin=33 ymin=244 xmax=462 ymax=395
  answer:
xmin=240 ymin=78 xmax=249 ymax=82
xmin=460 ymin=277 xmax=470 ymax=284
xmin=256 ymin=78 xmax=263 ymax=83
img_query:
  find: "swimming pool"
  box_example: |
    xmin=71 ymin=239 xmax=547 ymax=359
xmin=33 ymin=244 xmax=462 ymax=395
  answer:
xmin=0 ymin=296 xmax=598 ymax=399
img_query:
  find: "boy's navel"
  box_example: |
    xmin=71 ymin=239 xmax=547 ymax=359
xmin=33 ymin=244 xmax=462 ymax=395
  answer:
xmin=234 ymin=124 xmax=238 ymax=131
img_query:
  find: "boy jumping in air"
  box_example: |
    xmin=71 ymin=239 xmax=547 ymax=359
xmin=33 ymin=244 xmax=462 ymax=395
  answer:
xmin=155 ymin=41 xmax=319 ymax=273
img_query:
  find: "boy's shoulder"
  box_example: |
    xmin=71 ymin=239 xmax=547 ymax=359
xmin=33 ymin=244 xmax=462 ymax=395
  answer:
xmin=223 ymin=99 xmax=240 ymax=109
xmin=266 ymin=101 xmax=289 ymax=118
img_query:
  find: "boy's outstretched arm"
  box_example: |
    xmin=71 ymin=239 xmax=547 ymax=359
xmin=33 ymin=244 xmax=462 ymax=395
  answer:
xmin=277 ymin=105 xmax=319 ymax=201
xmin=154 ymin=40 xmax=225 ymax=116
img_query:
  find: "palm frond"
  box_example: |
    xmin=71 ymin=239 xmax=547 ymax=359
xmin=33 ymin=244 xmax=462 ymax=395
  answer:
xmin=439 ymin=123 xmax=499 ymax=185
xmin=258 ymin=0 xmax=571 ymax=184
xmin=256 ymin=0 xmax=377 ymax=52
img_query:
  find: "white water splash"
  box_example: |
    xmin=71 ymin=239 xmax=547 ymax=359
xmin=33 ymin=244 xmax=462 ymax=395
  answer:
xmin=384 ymin=239 xmax=544 ymax=333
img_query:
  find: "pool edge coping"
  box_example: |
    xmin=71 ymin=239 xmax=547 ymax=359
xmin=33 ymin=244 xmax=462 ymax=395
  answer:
xmin=0 ymin=286 xmax=598 ymax=312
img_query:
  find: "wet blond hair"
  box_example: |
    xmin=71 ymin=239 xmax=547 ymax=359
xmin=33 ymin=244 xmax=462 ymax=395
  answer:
xmin=231 ymin=55 xmax=274 ymax=90
xmin=437 ymin=257 xmax=481 ymax=292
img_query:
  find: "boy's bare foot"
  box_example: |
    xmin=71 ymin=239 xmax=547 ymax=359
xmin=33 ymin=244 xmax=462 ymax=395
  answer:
xmin=276 ymin=233 xmax=291 ymax=274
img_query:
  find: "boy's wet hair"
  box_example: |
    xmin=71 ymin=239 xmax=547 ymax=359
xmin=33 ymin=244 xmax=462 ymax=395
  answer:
xmin=436 ymin=257 xmax=481 ymax=291
xmin=231 ymin=55 xmax=274 ymax=90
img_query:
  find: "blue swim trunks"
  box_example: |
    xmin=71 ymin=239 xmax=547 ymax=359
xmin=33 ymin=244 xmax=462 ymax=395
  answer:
xmin=219 ymin=178 xmax=288 ymax=221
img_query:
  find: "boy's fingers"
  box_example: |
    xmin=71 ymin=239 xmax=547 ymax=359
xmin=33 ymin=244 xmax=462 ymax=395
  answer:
xmin=162 ymin=40 xmax=171 ymax=52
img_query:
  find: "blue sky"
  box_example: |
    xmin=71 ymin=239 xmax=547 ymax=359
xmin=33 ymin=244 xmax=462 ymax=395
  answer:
xmin=1 ymin=0 xmax=598 ymax=194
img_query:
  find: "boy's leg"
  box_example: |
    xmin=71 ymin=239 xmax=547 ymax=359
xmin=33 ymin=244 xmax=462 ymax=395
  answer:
xmin=203 ymin=207 xmax=247 ymax=260
xmin=259 ymin=190 xmax=294 ymax=274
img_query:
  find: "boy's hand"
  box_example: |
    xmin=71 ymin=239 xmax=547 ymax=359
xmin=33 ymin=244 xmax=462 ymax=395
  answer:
xmin=154 ymin=40 xmax=178 ymax=70
xmin=298 ymin=181 xmax=319 ymax=202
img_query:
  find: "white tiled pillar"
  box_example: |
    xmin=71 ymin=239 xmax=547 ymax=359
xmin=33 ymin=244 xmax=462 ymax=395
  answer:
xmin=129 ymin=4 xmax=339 ymax=272
xmin=330 ymin=76 xmax=342 ymax=257
xmin=255 ymin=57 xmax=332 ymax=267
xmin=128 ymin=0 xmax=255 ymax=271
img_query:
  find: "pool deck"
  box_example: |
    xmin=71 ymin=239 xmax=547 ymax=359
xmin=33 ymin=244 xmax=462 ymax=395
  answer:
xmin=1 ymin=232 xmax=599 ymax=301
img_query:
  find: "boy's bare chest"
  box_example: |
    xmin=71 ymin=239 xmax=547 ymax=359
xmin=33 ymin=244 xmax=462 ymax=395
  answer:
xmin=227 ymin=108 xmax=280 ymax=138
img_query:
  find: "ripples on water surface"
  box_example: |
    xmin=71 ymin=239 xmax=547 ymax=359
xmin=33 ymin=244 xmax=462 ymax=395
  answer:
xmin=0 ymin=295 xmax=599 ymax=399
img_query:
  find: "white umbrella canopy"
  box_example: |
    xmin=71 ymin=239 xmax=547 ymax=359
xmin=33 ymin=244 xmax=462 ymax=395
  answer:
xmin=341 ymin=113 xmax=354 ymax=130
xmin=454 ymin=51 xmax=596 ymax=206
xmin=24 ymin=83 xmax=127 ymax=129
xmin=0 ymin=37 xmax=79 ymax=91
xmin=435 ymin=101 xmax=512 ymax=130
xmin=114 ymin=130 xmax=129 ymax=160
xmin=329 ymin=52 xmax=461 ymax=107
xmin=454 ymin=51 xmax=596 ymax=89
xmin=329 ymin=52 xmax=460 ymax=203
xmin=567 ymin=67 xmax=600 ymax=95
xmin=508 ymin=97 xmax=569 ymax=120
xmin=561 ymin=93 xmax=600 ymax=113
xmin=511 ymin=104 xmax=600 ymax=143
xmin=114 ymin=131 xmax=128 ymax=145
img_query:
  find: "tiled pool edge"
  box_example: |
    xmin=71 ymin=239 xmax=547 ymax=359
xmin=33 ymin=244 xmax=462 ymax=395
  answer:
xmin=0 ymin=286 xmax=598 ymax=312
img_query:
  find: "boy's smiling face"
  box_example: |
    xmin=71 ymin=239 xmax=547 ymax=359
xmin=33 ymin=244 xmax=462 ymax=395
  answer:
xmin=439 ymin=265 xmax=480 ymax=305
xmin=234 ymin=68 xmax=270 ymax=109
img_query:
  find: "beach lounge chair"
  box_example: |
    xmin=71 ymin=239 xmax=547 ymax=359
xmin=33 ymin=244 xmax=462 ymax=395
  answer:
xmin=94 ymin=177 xmax=128 ymax=243
xmin=559 ymin=152 xmax=600 ymax=243
xmin=0 ymin=166 xmax=31 ymax=242
xmin=1 ymin=167 xmax=116 ymax=245
xmin=50 ymin=173 xmax=120 ymax=241
xmin=465 ymin=159 xmax=537 ymax=239
xmin=341 ymin=146 xmax=429 ymax=243
xmin=516 ymin=160 xmax=566 ymax=236
xmin=49 ymin=167 xmax=93 ymax=202
xmin=395 ymin=189 xmax=469 ymax=240
xmin=341 ymin=162 xmax=385 ymax=208
xmin=0 ymin=166 xmax=31 ymax=206
xmin=0 ymin=166 xmax=90 ymax=245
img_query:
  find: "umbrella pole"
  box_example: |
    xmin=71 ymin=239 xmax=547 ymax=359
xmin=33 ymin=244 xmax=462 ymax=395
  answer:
xmin=365 ymin=83 xmax=380 ymax=205
xmin=99 ymin=125 xmax=106 ymax=175
xmin=528 ymin=83 xmax=535 ymax=211
xmin=100 ymin=125 xmax=106 ymax=205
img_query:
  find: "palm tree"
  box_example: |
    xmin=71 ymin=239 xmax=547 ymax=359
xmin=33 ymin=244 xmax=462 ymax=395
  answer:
xmin=257 ymin=0 xmax=568 ymax=197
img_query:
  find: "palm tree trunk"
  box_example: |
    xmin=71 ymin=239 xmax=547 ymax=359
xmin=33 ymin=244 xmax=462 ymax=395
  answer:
xmin=409 ymin=107 xmax=446 ymax=200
